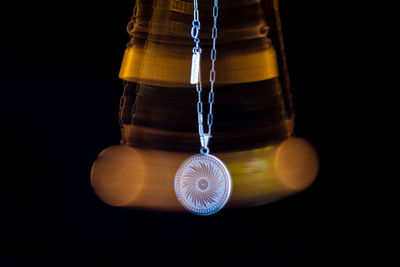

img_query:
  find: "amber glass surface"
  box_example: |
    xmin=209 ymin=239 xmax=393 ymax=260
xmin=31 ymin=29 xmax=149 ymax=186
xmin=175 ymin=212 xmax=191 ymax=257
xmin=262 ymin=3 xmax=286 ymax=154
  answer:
xmin=118 ymin=0 xmax=293 ymax=152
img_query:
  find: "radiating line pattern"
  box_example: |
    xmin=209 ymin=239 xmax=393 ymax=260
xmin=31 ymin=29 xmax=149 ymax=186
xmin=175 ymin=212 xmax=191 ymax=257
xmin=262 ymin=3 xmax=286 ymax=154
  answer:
xmin=175 ymin=154 xmax=232 ymax=215
xmin=181 ymin=160 xmax=224 ymax=208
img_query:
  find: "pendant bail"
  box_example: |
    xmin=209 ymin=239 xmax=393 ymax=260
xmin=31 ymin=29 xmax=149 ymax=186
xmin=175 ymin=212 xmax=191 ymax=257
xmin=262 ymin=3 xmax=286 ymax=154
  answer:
xmin=200 ymin=133 xmax=211 ymax=153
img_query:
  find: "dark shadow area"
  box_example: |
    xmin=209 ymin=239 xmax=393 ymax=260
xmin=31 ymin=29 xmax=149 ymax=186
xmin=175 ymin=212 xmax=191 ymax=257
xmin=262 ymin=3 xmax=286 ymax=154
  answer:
xmin=1 ymin=1 xmax=353 ymax=266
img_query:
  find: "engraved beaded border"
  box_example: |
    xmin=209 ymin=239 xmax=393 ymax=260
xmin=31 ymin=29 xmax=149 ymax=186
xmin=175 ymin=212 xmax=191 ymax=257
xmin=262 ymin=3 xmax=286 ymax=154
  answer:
xmin=175 ymin=154 xmax=232 ymax=215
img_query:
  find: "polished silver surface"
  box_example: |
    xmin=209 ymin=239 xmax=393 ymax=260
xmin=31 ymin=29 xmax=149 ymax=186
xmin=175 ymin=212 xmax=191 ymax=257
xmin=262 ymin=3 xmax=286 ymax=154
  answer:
xmin=175 ymin=154 xmax=232 ymax=215
xmin=175 ymin=0 xmax=229 ymax=215
xmin=190 ymin=52 xmax=200 ymax=84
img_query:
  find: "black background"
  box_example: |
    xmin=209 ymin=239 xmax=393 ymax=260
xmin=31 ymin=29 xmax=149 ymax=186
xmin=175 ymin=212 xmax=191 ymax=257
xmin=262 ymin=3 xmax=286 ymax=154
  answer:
xmin=1 ymin=1 xmax=354 ymax=266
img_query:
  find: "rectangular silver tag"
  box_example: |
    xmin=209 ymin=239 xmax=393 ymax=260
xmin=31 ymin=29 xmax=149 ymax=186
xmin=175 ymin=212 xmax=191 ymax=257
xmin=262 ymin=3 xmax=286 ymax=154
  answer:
xmin=190 ymin=52 xmax=200 ymax=84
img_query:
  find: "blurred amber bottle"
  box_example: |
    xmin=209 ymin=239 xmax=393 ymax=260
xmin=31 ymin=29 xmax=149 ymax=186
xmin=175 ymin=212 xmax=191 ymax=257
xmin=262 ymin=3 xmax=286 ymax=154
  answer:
xmin=91 ymin=0 xmax=319 ymax=211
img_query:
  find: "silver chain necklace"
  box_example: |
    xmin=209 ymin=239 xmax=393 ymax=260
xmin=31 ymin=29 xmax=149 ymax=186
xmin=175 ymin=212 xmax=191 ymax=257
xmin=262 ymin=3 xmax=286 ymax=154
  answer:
xmin=174 ymin=0 xmax=232 ymax=215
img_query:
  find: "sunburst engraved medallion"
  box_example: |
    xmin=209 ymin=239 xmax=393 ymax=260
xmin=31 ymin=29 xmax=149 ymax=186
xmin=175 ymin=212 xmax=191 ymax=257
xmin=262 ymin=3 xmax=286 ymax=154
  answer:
xmin=174 ymin=154 xmax=232 ymax=215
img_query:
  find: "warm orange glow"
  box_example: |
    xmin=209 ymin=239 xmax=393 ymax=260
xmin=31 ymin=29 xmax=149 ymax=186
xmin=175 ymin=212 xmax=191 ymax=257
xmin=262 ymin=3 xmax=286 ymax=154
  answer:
xmin=119 ymin=0 xmax=279 ymax=88
xmin=90 ymin=138 xmax=318 ymax=212
xmin=119 ymin=45 xmax=279 ymax=88
xmin=90 ymin=146 xmax=145 ymax=207
xmin=275 ymin=138 xmax=319 ymax=191
xmin=90 ymin=0 xmax=319 ymax=212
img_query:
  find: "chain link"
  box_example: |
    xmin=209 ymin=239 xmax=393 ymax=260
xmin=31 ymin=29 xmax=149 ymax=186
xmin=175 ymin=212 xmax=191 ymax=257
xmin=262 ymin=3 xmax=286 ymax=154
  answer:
xmin=191 ymin=0 xmax=201 ymax=51
xmin=191 ymin=0 xmax=218 ymax=154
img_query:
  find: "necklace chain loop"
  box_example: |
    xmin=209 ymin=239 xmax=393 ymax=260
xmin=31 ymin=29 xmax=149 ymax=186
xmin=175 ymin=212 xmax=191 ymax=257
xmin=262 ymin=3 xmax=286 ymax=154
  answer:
xmin=175 ymin=0 xmax=231 ymax=216
xmin=191 ymin=0 xmax=218 ymax=154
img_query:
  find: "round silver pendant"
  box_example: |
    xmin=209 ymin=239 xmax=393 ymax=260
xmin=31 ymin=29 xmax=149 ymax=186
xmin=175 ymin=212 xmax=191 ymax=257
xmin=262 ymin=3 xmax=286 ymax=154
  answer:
xmin=174 ymin=153 xmax=232 ymax=215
